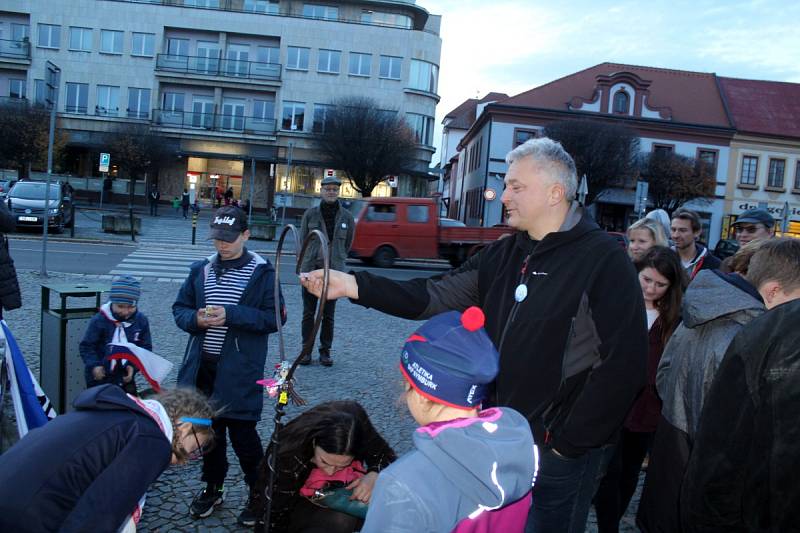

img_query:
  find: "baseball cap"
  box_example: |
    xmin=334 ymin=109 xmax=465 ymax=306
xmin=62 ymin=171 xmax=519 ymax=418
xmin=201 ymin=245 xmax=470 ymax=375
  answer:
xmin=209 ymin=206 xmax=248 ymax=242
xmin=400 ymin=307 xmax=499 ymax=409
xmin=321 ymin=175 xmax=342 ymax=186
xmin=734 ymin=208 xmax=775 ymax=228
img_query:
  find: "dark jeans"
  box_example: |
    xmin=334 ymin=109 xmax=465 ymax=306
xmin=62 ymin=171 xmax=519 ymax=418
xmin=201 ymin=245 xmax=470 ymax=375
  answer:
xmin=526 ymin=444 xmax=615 ymax=533
xmin=301 ymin=287 xmax=337 ymax=355
xmin=197 ymin=358 xmax=263 ymax=488
xmin=594 ymin=429 xmax=653 ymax=533
xmin=149 ymin=201 xmax=158 ymax=216
xmin=182 ymin=205 xmax=189 ymax=218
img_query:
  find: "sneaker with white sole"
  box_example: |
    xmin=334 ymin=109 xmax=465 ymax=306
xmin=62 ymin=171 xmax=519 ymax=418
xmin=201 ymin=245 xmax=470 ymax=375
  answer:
xmin=190 ymin=484 xmax=224 ymax=518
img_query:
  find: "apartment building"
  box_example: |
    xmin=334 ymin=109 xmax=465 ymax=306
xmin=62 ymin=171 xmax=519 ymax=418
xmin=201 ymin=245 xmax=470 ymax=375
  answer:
xmin=0 ymin=0 xmax=442 ymax=210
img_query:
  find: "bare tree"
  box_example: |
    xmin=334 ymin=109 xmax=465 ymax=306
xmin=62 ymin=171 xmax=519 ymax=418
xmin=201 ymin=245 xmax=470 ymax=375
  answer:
xmin=543 ymin=119 xmax=640 ymax=204
xmin=640 ymin=151 xmax=716 ymax=212
xmin=0 ymin=99 xmax=67 ymax=178
xmin=313 ymin=97 xmax=417 ymax=197
xmin=109 ymin=123 xmax=174 ymax=205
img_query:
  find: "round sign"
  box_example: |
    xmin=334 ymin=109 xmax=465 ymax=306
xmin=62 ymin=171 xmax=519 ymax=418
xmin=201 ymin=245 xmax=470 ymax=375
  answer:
xmin=484 ymin=188 xmax=496 ymax=201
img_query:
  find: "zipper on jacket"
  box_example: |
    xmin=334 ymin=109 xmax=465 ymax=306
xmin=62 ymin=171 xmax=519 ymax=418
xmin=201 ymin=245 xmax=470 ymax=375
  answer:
xmin=235 ymin=337 xmax=240 ymax=352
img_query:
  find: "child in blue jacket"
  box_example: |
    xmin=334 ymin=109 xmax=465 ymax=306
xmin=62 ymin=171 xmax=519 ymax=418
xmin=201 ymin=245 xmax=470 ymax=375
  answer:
xmin=362 ymin=307 xmax=538 ymax=533
xmin=79 ymin=275 xmax=152 ymax=393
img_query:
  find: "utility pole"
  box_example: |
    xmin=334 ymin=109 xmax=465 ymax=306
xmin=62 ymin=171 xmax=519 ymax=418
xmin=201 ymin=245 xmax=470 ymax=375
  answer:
xmin=280 ymin=142 xmax=293 ymax=227
xmin=41 ymin=61 xmax=61 ymax=278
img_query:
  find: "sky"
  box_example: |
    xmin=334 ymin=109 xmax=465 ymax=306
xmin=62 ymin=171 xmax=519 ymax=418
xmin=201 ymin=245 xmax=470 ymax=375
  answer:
xmin=421 ymin=0 xmax=800 ymax=165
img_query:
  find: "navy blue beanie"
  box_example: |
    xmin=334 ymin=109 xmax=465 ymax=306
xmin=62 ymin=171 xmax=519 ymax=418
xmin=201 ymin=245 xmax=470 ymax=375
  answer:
xmin=401 ymin=307 xmax=499 ymax=409
xmin=109 ymin=275 xmax=140 ymax=305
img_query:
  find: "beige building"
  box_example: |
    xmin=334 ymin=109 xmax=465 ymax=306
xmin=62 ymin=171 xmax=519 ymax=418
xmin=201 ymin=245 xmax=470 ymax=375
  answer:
xmin=0 ymin=0 xmax=442 ymax=213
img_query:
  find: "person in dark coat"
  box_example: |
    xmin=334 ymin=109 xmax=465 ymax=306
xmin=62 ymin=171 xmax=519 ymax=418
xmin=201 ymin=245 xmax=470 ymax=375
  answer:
xmin=0 ymin=385 xmax=215 ymax=533
xmin=0 ymin=201 xmax=21 ymax=319
xmin=148 ymin=183 xmax=161 ymax=216
xmin=224 ymin=186 xmax=234 ymax=206
xmin=669 ymin=208 xmax=721 ymax=280
xmin=173 ymin=206 xmax=286 ymax=526
xmin=681 ymin=238 xmax=800 ymax=532
xmin=181 ymin=189 xmax=191 ymax=219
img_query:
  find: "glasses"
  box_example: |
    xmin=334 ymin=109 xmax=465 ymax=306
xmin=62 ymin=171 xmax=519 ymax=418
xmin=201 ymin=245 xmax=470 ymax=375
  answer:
xmin=187 ymin=426 xmax=211 ymax=461
xmin=735 ymin=225 xmax=763 ymax=234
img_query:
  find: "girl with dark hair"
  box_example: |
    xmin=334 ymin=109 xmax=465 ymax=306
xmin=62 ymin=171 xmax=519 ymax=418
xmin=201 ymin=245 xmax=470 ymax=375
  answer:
xmin=255 ymin=400 xmax=396 ymax=533
xmin=593 ymin=246 xmax=687 ymax=532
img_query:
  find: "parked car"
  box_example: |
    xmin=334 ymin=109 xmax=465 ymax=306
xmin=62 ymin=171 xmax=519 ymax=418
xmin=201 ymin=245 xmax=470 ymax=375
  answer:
xmin=6 ymin=181 xmax=74 ymax=232
xmin=714 ymin=238 xmax=739 ymax=260
xmin=0 ymin=180 xmax=15 ymax=199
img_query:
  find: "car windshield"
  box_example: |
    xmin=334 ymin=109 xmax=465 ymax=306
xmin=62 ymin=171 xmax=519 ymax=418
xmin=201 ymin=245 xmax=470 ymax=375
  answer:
xmin=9 ymin=182 xmax=60 ymax=200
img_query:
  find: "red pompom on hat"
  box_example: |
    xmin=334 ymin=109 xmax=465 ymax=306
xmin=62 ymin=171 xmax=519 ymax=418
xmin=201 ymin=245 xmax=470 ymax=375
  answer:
xmin=461 ymin=306 xmax=484 ymax=332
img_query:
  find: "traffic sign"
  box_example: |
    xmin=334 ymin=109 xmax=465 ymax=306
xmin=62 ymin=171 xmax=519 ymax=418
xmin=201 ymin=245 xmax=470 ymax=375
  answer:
xmin=634 ymin=180 xmax=649 ymax=217
xmin=99 ymin=152 xmax=110 ymax=173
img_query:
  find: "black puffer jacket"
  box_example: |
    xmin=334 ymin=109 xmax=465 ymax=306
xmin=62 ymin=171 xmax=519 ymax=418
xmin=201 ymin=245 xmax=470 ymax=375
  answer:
xmin=682 ymin=298 xmax=800 ymax=532
xmin=0 ymin=203 xmax=21 ymax=312
xmin=354 ymin=204 xmax=647 ymax=457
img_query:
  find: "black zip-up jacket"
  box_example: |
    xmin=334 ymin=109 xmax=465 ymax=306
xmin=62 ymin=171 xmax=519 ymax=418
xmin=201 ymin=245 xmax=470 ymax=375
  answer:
xmin=354 ymin=205 xmax=647 ymax=457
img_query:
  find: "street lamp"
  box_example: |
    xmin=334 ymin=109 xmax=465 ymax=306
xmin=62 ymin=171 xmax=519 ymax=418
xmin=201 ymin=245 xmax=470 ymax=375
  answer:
xmin=41 ymin=60 xmax=61 ymax=278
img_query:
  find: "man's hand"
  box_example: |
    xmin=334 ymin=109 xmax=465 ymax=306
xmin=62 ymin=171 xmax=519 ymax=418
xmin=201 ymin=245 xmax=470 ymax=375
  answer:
xmin=91 ymin=366 xmax=106 ymax=381
xmin=299 ymin=270 xmax=358 ymax=300
xmin=346 ymin=471 xmax=378 ymax=503
xmin=205 ymin=305 xmax=226 ymax=327
xmin=122 ymin=365 xmax=134 ymax=384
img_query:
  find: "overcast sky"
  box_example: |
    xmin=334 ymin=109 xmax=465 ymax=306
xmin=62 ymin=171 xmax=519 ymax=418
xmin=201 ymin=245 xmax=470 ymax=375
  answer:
xmin=423 ymin=0 xmax=800 ymax=164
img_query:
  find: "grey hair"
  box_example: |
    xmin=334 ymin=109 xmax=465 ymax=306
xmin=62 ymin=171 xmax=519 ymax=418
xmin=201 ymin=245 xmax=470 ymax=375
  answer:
xmin=505 ymin=137 xmax=578 ymax=200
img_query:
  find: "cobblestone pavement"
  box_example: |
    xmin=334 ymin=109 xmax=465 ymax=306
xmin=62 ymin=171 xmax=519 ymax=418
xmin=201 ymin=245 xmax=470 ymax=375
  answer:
xmin=8 ymin=269 xmax=640 ymax=532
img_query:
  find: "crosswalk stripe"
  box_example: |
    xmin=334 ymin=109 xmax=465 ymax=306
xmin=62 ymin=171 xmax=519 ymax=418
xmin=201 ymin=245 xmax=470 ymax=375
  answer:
xmin=114 ymin=263 xmax=190 ymax=271
xmin=110 ymin=269 xmax=188 ymax=278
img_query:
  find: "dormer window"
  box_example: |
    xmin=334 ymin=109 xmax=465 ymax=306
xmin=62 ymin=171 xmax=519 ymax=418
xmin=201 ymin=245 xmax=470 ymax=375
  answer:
xmin=612 ymin=90 xmax=629 ymax=114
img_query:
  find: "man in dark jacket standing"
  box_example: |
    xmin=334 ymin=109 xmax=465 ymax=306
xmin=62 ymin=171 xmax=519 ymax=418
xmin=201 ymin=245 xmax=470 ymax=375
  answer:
xmin=670 ymin=208 xmax=721 ymax=280
xmin=298 ymin=175 xmax=355 ymax=366
xmin=681 ymin=238 xmax=800 ymax=532
xmin=301 ymin=137 xmax=647 ymax=533
xmin=0 ymin=201 xmax=21 ymax=318
xmin=173 ymin=206 xmax=285 ymax=526
xmin=148 ymin=183 xmax=161 ymax=216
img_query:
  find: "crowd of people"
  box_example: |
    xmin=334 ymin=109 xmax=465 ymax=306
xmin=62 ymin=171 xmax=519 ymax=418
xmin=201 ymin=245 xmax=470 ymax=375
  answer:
xmin=0 ymin=135 xmax=797 ymax=533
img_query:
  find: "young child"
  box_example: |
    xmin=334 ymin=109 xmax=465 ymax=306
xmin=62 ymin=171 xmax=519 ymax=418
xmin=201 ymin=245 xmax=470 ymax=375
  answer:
xmin=172 ymin=196 xmax=180 ymax=213
xmin=362 ymin=306 xmax=537 ymax=533
xmin=79 ymin=275 xmax=152 ymax=393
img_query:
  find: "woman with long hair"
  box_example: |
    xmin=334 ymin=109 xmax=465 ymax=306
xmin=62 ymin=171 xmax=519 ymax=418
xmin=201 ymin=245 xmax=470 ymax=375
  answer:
xmin=626 ymin=218 xmax=668 ymax=262
xmin=255 ymin=400 xmax=396 ymax=533
xmin=593 ymin=246 xmax=687 ymax=532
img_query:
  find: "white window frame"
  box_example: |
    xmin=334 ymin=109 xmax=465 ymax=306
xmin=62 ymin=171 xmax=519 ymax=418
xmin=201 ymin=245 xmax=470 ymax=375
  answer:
xmin=286 ymin=47 xmax=309 ymax=70
xmin=69 ymin=26 xmax=92 ymax=52
xmin=11 ymin=23 xmax=29 ymax=42
xmin=253 ymin=99 xmax=275 ymax=122
xmin=65 ymin=82 xmax=89 ymax=114
xmin=409 ymin=59 xmax=438 ymax=93
xmin=127 ymin=87 xmax=151 ymax=119
xmin=37 ymin=24 xmax=61 ymax=49
xmin=349 ymin=52 xmax=371 ymax=77
xmin=167 ymin=38 xmax=189 ymax=57
xmin=100 ymin=29 xmax=124 ymax=54
xmin=131 ymin=32 xmax=155 ymax=57
xmin=96 ymin=85 xmax=120 ymax=116
xmin=243 ymin=0 xmax=279 ymax=13
xmin=312 ymin=103 xmax=334 ymax=133
xmin=257 ymin=46 xmax=280 ymax=64
xmin=317 ymin=49 xmax=340 ymax=74
xmin=282 ymin=101 xmax=305 ymax=131
xmin=379 ymin=55 xmax=401 ymax=80
xmin=303 ymin=4 xmax=338 ymax=20
xmin=9 ymin=79 xmax=26 ymax=99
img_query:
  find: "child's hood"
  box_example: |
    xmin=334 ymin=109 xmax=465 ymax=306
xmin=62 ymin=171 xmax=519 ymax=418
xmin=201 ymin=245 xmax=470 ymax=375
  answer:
xmin=412 ymin=407 xmax=536 ymax=510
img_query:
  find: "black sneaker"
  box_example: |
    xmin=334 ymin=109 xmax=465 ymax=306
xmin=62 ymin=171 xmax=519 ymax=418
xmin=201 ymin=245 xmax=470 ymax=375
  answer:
xmin=298 ymin=353 xmax=312 ymax=365
xmin=319 ymin=352 xmax=333 ymax=367
xmin=190 ymin=484 xmax=224 ymax=518
xmin=237 ymin=494 xmax=258 ymax=527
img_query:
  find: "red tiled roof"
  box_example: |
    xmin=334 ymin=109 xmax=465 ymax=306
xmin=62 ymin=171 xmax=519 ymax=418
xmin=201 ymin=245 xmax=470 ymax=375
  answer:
xmin=502 ymin=62 xmax=731 ymax=127
xmin=718 ymin=77 xmax=800 ymax=139
xmin=443 ymin=92 xmax=509 ymax=129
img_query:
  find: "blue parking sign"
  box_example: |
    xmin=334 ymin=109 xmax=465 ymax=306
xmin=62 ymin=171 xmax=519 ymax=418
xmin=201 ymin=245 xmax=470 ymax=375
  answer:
xmin=99 ymin=152 xmax=110 ymax=172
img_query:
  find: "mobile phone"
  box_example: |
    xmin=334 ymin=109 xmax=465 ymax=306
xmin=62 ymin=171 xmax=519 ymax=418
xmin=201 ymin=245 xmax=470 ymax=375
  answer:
xmin=205 ymin=305 xmax=214 ymax=317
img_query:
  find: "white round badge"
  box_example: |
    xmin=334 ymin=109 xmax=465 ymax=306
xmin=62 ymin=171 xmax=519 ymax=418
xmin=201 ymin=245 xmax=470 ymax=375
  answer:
xmin=514 ymin=284 xmax=528 ymax=302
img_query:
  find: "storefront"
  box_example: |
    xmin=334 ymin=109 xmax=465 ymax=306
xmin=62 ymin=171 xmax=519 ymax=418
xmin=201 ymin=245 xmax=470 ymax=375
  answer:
xmin=185 ymin=157 xmax=245 ymax=206
xmin=722 ymin=200 xmax=800 ymax=240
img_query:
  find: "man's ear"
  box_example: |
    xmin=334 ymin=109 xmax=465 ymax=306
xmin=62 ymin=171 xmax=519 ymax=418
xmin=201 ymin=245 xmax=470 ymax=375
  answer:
xmin=548 ymin=181 xmax=565 ymax=206
xmin=758 ymin=280 xmax=781 ymax=308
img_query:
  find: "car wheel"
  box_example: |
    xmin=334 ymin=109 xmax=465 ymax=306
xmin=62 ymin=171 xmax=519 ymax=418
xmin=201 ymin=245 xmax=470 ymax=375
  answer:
xmin=372 ymin=246 xmax=397 ymax=268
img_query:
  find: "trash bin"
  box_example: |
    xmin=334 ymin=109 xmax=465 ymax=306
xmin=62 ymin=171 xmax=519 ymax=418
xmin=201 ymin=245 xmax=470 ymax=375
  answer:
xmin=40 ymin=283 xmax=107 ymax=414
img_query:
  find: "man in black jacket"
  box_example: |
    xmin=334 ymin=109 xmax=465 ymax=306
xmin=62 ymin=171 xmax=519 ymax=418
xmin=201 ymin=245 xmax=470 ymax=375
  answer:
xmin=301 ymin=137 xmax=647 ymax=533
xmin=682 ymin=238 xmax=800 ymax=532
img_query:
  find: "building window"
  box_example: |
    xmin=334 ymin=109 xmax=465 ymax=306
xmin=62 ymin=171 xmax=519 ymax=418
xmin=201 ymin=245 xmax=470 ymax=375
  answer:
xmin=96 ymin=85 xmax=120 ymax=116
xmin=257 ymin=46 xmax=279 ymax=64
xmin=127 ymin=87 xmax=151 ymax=119
xmin=514 ymin=129 xmax=537 ymax=147
xmin=361 ymin=10 xmax=413 ymax=28
xmin=312 ymin=103 xmax=334 ymax=133
xmin=697 ymin=149 xmax=718 ymax=174
xmin=34 ymin=79 xmax=46 ymax=105
xmin=100 ymin=30 xmax=124 ymax=54
xmin=303 ymin=4 xmax=338 ymax=20
xmin=11 ymin=23 xmax=29 ymax=42
xmin=407 ymin=113 xmax=434 ymax=146
xmin=349 ymin=52 xmax=371 ymax=76
xmin=9 ymin=79 xmax=26 ymax=99
xmin=767 ymin=158 xmax=786 ymax=189
xmin=162 ymin=91 xmax=184 ymax=112
xmin=131 ymin=33 xmax=155 ymax=57
xmin=379 ymin=55 xmax=402 ymax=80
xmin=65 ymin=82 xmax=89 ymax=114
xmin=409 ymin=59 xmax=438 ymax=93
xmin=612 ymin=90 xmax=629 ymax=114
xmin=221 ymin=99 xmax=246 ymax=131
xmin=253 ymin=99 xmax=275 ymax=121
xmin=68 ymin=27 xmax=92 ymax=52
xmin=184 ymin=0 xmax=221 ymax=6
xmin=243 ymin=0 xmax=279 ymax=13
xmin=191 ymin=98 xmax=215 ymax=128
xmin=167 ymin=38 xmax=189 ymax=57
xmin=795 ymin=161 xmax=800 ymax=191
xmin=653 ymin=144 xmax=673 ymax=156
xmin=37 ymin=24 xmax=61 ymax=49
xmin=740 ymin=155 xmax=758 ymax=186
xmin=287 ymin=47 xmax=309 ymax=70
xmin=317 ymin=49 xmax=341 ymax=74
xmin=282 ymin=101 xmax=305 ymax=131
